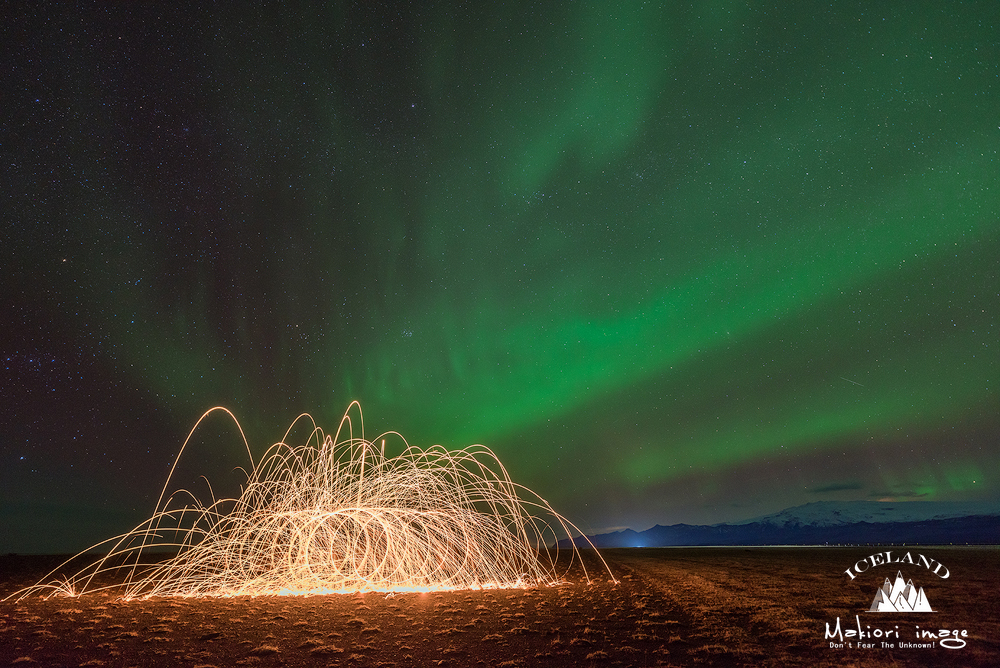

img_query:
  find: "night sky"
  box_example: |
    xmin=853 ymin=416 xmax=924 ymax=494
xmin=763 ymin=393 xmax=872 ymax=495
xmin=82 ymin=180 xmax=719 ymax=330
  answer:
xmin=3 ymin=2 xmax=998 ymax=554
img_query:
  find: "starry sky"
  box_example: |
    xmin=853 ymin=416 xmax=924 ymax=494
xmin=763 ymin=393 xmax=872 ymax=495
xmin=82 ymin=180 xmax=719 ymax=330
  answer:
xmin=3 ymin=2 xmax=998 ymax=554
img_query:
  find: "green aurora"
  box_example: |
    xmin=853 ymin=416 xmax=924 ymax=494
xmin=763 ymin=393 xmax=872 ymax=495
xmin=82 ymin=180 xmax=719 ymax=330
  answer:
xmin=4 ymin=2 xmax=997 ymax=551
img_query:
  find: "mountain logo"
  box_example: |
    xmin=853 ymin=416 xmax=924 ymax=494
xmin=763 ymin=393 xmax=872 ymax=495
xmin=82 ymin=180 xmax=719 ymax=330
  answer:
xmin=869 ymin=571 xmax=933 ymax=612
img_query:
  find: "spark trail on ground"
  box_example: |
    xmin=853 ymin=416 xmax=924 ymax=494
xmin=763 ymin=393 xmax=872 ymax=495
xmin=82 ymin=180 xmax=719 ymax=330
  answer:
xmin=10 ymin=402 xmax=611 ymax=600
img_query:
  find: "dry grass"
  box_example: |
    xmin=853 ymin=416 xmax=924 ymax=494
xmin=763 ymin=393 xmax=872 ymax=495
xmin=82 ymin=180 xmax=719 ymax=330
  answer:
xmin=614 ymin=546 xmax=1000 ymax=667
xmin=1 ymin=548 xmax=996 ymax=666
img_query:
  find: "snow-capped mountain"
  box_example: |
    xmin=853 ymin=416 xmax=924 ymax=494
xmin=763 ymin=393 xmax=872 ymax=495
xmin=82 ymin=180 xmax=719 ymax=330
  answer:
xmin=560 ymin=500 xmax=1000 ymax=548
xmin=733 ymin=500 xmax=1000 ymax=527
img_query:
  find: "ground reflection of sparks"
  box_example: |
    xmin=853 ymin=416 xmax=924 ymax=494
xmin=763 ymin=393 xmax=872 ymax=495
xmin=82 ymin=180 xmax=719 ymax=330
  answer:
xmin=10 ymin=402 xmax=611 ymax=600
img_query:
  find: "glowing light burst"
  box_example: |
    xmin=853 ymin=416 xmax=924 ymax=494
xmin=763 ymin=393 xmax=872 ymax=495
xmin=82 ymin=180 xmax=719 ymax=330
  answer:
xmin=11 ymin=402 xmax=611 ymax=600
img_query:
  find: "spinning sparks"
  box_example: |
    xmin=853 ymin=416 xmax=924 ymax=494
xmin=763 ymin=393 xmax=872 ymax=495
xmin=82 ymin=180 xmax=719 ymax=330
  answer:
xmin=10 ymin=403 xmax=611 ymax=600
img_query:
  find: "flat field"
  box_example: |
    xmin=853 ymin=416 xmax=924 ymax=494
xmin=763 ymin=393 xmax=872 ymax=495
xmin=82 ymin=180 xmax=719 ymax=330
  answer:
xmin=1 ymin=546 xmax=996 ymax=667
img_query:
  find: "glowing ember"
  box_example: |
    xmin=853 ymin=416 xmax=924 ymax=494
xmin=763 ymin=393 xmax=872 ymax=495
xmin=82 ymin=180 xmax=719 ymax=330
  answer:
xmin=10 ymin=402 xmax=611 ymax=600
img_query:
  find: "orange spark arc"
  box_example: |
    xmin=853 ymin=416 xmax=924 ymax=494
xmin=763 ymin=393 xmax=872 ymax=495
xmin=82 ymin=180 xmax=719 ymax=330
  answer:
xmin=9 ymin=402 xmax=611 ymax=600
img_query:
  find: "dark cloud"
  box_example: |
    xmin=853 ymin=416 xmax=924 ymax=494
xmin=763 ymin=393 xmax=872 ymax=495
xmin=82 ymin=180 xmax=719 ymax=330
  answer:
xmin=869 ymin=491 xmax=932 ymax=500
xmin=809 ymin=482 xmax=864 ymax=494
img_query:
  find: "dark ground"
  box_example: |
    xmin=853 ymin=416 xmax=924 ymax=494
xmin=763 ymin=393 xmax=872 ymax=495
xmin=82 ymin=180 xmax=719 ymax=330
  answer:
xmin=1 ymin=547 xmax=997 ymax=667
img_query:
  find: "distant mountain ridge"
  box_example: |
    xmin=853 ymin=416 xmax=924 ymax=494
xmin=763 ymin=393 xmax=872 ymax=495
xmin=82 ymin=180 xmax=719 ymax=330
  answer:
xmin=733 ymin=500 xmax=1000 ymax=527
xmin=563 ymin=501 xmax=1000 ymax=548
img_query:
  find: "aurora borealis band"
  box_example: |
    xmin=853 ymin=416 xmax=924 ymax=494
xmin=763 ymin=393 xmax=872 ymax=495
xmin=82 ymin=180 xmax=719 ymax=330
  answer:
xmin=3 ymin=2 xmax=998 ymax=553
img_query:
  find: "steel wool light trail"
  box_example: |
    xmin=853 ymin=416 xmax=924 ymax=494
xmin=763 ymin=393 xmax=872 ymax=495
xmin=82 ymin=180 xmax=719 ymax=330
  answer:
xmin=10 ymin=402 xmax=611 ymax=600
